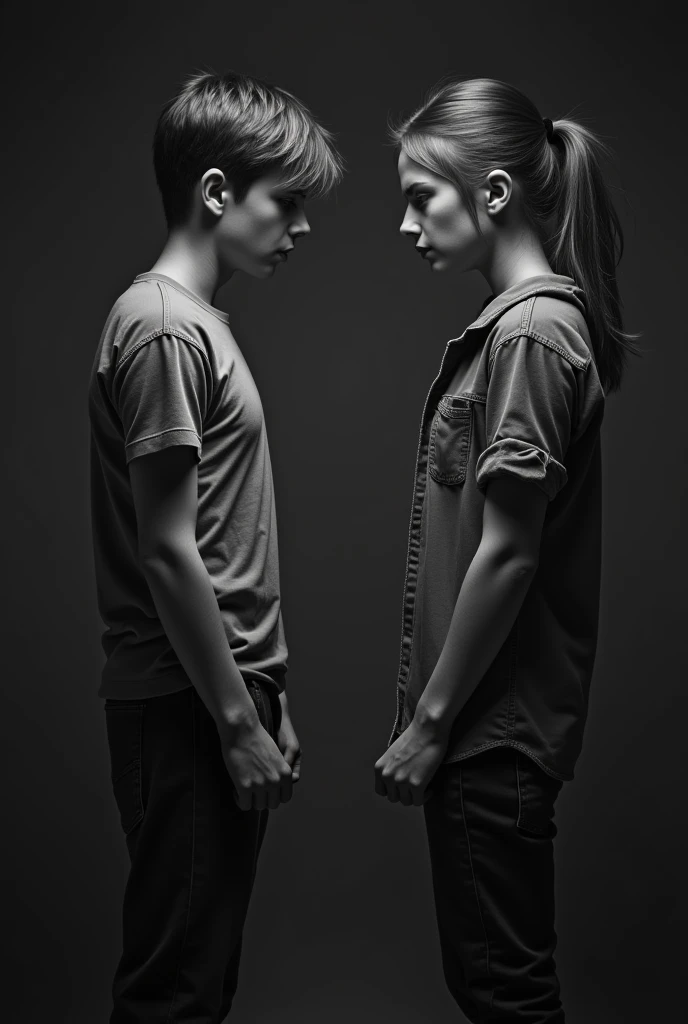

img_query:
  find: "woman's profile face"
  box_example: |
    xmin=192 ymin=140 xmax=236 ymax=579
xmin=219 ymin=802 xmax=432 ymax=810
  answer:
xmin=398 ymin=151 xmax=487 ymax=273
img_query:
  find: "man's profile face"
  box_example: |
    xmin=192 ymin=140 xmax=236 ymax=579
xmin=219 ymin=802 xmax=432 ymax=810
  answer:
xmin=216 ymin=171 xmax=312 ymax=279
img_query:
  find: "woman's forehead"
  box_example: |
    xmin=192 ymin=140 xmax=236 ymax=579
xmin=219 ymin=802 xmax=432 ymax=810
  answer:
xmin=398 ymin=151 xmax=445 ymax=188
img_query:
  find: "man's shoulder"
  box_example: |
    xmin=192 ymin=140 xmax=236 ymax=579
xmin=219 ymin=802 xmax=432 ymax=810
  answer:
xmin=101 ymin=278 xmax=166 ymax=360
xmin=101 ymin=277 xmax=218 ymax=372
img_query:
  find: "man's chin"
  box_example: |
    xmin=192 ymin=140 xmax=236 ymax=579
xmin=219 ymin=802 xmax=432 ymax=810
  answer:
xmin=241 ymin=261 xmax=277 ymax=280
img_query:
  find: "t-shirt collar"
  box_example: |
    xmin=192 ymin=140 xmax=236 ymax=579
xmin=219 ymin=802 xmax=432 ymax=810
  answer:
xmin=134 ymin=272 xmax=231 ymax=324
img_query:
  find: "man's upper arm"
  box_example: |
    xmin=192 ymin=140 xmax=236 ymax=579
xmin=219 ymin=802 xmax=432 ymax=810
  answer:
xmin=112 ymin=332 xmax=210 ymax=559
xmin=113 ymin=333 xmax=209 ymax=465
xmin=129 ymin=445 xmax=199 ymax=560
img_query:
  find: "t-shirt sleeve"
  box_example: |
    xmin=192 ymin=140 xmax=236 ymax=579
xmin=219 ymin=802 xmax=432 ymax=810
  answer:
xmin=113 ymin=335 xmax=211 ymax=464
xmin=476 ymin=336 xmax=576 ymax=500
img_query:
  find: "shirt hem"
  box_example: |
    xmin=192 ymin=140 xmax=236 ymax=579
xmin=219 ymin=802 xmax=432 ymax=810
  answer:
xmin=98 ymin=675 xmax=193 ymax=700
xmin=98 ymin=667 xmax=286 ymax=701
xmin=441 ymin=738 xmax=573 ymax=782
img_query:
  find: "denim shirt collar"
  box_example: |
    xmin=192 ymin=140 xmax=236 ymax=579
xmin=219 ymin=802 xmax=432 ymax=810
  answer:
xmin=449 ymin=273 xmax=587 ymax=343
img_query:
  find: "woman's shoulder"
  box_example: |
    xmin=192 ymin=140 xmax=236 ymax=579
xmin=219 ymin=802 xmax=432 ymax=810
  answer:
xmin=489 ymin=293 xmax=594 ymax=371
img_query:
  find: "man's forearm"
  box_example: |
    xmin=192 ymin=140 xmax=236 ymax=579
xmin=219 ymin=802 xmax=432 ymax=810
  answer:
xmin=415 ymin=541 xmax=536 ymax=734
xmin=141 ymin=544 xmax=257 ymax=733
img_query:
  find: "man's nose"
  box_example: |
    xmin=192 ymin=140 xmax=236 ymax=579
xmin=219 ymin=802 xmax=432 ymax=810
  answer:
xmin=290 ymin=214 xmax=311 ymax=238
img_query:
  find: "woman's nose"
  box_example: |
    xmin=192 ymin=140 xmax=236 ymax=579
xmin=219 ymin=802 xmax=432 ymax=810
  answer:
xmin=400 ymin=208 xmax=420 ymax=238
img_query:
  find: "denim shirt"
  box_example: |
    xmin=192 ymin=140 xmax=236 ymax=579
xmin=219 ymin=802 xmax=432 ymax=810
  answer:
xmin=389 ymin=274 xmax=605 ymax=781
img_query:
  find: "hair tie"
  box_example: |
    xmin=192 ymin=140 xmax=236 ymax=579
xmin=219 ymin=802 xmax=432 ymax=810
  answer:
xmin=542 ymin=117 xmax=555 ymax=143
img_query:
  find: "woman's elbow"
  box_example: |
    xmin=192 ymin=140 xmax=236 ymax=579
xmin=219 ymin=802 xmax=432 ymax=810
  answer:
xmin=482 ymin=538 xmax=540 ymax=581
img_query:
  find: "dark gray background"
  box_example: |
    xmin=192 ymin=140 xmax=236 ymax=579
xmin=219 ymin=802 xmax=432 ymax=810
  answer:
xmin=2 ymin=1 xmax=685 ymax=1021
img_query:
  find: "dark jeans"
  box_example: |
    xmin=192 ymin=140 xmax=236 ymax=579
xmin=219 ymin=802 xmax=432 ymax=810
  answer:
xmin=424 ymin=746 xmax=565 ymax=1023
xmin=104 ymin=680 xmax=282 ymax=1024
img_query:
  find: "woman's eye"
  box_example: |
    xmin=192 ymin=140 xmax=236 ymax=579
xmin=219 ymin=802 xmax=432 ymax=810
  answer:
xmin=413 ymin=193 xmax=430 ymax=209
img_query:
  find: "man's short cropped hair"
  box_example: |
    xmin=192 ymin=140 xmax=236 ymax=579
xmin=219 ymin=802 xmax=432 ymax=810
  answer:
xmin=153 ymin=70 xmax=344 ymax=226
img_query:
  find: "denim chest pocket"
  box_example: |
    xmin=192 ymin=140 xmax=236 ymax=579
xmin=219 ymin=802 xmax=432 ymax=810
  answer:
xmin=429 ymin=396 xmax=473 ymax=485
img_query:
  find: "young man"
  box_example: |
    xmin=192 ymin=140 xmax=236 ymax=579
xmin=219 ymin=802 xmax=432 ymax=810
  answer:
xmin=88 ymin=71 xmax=342 ymax=1023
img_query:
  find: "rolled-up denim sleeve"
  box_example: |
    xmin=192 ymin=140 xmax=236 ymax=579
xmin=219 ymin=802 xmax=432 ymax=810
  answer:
xmin=476 ymin=336 xmax=576 ymax=500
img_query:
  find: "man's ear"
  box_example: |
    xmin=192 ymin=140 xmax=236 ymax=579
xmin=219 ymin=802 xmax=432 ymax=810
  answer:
xmin=200 ymin=168 xmax=231 ymax=218
xmin=484 ymin=169 xmax=513 ymax=217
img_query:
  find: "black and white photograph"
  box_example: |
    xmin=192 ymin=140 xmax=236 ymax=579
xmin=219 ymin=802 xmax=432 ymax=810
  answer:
xmin=2 ymin=1 xmax=685 ymax=1022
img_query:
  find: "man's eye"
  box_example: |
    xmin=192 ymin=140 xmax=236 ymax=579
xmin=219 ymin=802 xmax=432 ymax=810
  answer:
xmin=278 ymin=196 xmax=297 ymax=208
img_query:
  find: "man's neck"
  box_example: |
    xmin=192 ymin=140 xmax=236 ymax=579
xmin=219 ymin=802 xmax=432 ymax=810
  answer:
xmin=148 ymin=228 xmax=231 ymax=306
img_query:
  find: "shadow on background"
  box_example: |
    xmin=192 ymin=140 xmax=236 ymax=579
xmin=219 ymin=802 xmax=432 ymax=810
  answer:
xmin=2 ymin=1 xmax=685 ymax=1021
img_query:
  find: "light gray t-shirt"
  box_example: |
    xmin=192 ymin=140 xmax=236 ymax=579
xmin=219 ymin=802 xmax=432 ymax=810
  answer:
xmin=88 ymin=272 xmax=288 ymax=699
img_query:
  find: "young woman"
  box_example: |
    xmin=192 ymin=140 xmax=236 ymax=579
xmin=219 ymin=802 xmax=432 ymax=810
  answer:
xmin=374 ymin=78 xmax=634 ymax=1021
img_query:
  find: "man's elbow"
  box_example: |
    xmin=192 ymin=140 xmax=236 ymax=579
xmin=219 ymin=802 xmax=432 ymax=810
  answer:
xmin=138 ymin=532 xmax=197 ymax=573
xmin=508 ymin=555 xmax=539 ymax=582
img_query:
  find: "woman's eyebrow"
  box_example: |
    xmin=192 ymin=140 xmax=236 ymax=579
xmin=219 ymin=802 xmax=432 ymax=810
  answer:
xmin=403 ymin=181 xmax=430 ymax=197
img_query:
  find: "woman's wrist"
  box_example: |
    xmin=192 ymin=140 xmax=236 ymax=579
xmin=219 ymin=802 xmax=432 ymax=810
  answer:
xmin=413 ymin=696 xmax=455 ymax=738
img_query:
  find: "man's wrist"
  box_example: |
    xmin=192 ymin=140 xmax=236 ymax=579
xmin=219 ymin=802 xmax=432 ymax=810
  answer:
xmin=214 ymin=697 xmax=260 ymax=739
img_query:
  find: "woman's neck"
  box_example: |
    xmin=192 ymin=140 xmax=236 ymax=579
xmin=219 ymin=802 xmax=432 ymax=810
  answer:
xmin=478 ymin=221 xmax=553 ymax=297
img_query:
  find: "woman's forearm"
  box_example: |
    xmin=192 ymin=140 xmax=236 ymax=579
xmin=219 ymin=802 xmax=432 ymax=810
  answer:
xmin=415 ymin=540 xmax=537 ymax=734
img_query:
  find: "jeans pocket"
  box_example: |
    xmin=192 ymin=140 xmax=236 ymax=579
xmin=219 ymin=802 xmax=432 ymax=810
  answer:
xmin=429 ymin=396 xmax=473 ymax=485
xmin=515 ymin=753 xmax=563 ymax=838
xmin=246 ymin=682 xmax=272 ymax=736
xmin=104 ymin=703 xmax=145 ymax=835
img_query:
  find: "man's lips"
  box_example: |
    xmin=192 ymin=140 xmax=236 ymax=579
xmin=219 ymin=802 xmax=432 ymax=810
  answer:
xmin=416 ymin=246 xmax=433 ymax=259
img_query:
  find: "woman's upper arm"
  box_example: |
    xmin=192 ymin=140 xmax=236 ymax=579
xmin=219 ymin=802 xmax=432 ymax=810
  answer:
xmin=481 ymin=476 xmax=549 ymax=570
xmin=477 ymin=336 xmax=576 ymax=503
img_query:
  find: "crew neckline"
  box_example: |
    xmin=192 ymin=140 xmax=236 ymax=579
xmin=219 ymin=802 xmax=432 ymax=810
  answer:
xmin=134 ymin=272 xmax=230 ymax=324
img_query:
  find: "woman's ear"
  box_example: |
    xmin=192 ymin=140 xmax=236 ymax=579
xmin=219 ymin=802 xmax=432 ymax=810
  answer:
xmin=200 ymin=167 xmax=230 ymax=218
xmin=484 ymin=169 xmax=513 ymax=217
